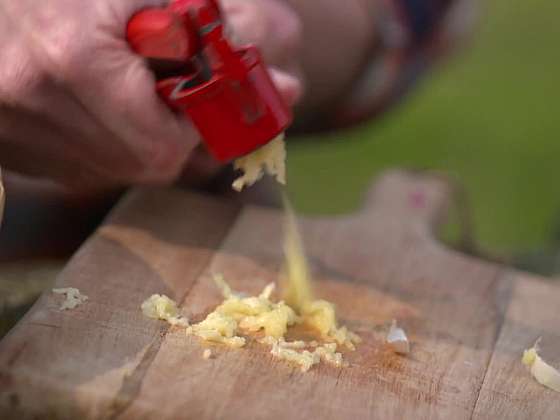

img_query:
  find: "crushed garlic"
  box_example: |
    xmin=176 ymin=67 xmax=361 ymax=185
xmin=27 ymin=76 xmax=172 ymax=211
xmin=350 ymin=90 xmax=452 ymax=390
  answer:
xmin=232 ymin=134 xmax=286 ymax=191
xmin=52 ymin=287 xmax=88 ymax=310
xmin=268 ymin=338 xmax=345 ymax=372
xmin=140 ymin=195 xmax=361 ymax=372
xmin=184 ymin=274 xmax=358 ymax=372
xmin=186 ymin=278 xmax=297 ymax=347
xmin=141 ymin=294 xmax=189 ymax=327
xmin=282 ymin=195 xmax=361 ymax=350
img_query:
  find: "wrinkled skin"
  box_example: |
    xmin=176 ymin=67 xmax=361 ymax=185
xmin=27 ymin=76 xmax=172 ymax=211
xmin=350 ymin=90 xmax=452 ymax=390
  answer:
xmin=0 ymin=0 xmax=303 ymax=190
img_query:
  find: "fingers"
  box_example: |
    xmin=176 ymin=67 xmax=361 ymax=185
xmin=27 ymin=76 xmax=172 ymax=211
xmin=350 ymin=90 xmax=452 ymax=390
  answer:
xmin=0 ymin=10 xmax=131 ymax=188
xmin=65 ymin=51 xmax=200 ymax=184
xmin=0 ymin=109 xmax=115 ymax=190
xmin=268 ymin=68 xmax=303 ymax=106
xmin=61 ymin=0 xmax=202 ymax=184
xmin=222 ymin=0 xmax=303 ymax=68
xmin=222 ymin=0 xmax=305 ymax=106
xmin=0 ymin=56 xmax=150 ymax=186
xmin=2 ymin=0 xmax=199 ymax=187
xmin=0 ymin=0 xmax=304 ymax=189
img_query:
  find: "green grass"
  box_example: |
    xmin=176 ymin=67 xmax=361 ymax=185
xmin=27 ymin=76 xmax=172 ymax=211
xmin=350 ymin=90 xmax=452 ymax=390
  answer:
xmin=287 ymin=0 xmax=560 ymax=255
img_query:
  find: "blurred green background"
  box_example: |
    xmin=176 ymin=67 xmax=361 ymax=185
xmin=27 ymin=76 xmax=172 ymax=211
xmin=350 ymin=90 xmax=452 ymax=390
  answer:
xmin=287 ymin=0 xmax=560 ymax=264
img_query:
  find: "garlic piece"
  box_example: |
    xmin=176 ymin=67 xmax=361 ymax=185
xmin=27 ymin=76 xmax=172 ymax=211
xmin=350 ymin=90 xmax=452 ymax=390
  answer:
xmin=52 ymin=287 xmax=88 ymax=310
xmin=522 ymin=339 xmax=560 ymax=393
xmin=386 ymin=320 xmax=410 ymax=355
xmin=141 ymin=294 xmax=189 ymax=327
xmin=270 ymin=339 xmax=319 ymax=372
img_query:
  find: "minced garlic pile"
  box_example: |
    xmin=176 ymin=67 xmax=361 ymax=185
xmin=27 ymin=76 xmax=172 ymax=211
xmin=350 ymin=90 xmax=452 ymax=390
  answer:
xmin=185 ymin=276 xmax=296 ymax=348
xmin=140 ymin=197 xmax=360 ymax=371
xmin=141 ymin=275 xmax=358 ymax=372
xmin=190 ymin=275 xmax=359 ymax=371
xmin=232 ymin=133 xmax=286 ymax=191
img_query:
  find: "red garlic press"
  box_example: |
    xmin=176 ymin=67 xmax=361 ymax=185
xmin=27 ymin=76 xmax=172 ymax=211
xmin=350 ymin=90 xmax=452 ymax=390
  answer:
xmin=126 ymin=0 xmax=292 ymax=162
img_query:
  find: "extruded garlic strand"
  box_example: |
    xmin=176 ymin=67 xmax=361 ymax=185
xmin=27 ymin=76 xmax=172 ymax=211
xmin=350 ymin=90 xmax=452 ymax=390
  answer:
xmin=232 ymin=133 xmax=286 ymax=191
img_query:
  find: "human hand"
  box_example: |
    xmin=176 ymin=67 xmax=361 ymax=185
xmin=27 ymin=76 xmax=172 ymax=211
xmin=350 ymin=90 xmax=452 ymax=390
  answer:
xmin=178 ymin=0 xmax=305 ymax=186
xmin=0 ymin=0 xmax=303 ymax=190
xmin=221 ymin=0 xmax=304 ymax=107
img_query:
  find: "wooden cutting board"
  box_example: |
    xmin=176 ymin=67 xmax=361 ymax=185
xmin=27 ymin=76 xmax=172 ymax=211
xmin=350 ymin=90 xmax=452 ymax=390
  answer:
xmin=1 ymin=170 xmax=559 ymax=419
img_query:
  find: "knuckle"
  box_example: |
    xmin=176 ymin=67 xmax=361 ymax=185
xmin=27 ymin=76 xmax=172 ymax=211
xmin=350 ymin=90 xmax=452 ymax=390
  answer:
xmin=41 ymin=29 xmax=93 ymax=83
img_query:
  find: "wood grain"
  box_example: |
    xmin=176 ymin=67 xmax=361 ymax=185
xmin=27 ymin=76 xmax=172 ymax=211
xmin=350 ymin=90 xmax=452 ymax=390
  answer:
xmin=472 ymin=273 xmax=560 ymax=419
xmin=0 ymin=170 xmax=559 ymax=419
